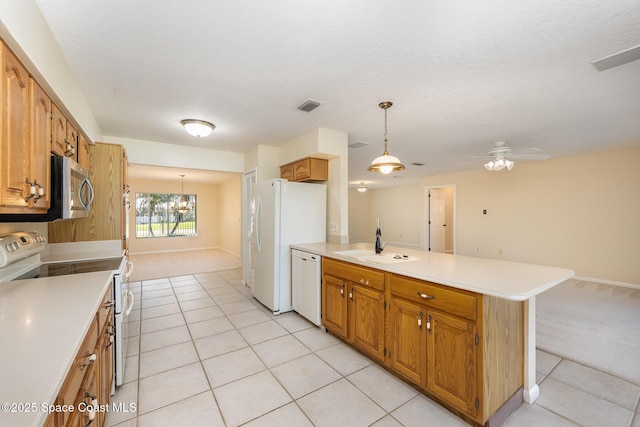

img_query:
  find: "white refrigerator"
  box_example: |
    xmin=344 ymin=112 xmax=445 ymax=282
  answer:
xmin=250 ymin=179 xmax=326 ymax=314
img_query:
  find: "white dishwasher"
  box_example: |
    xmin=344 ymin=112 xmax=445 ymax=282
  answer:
xmin=291 ymin=249 xmax=322 ymax=326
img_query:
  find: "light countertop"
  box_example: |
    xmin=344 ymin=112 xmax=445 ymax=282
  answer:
xmin=291 ymin=242 xmax=574 ymax=301
xmin=41 ymin=240 xmax=125 ymax=263
xmin=0 ymin=271 xmax=113 ymax=427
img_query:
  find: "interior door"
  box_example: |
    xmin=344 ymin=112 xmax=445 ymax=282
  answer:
xmin=429 ymin=188 xmax=446 ymax=252
xmin=242 ymin=168 xmax=257 ymax=288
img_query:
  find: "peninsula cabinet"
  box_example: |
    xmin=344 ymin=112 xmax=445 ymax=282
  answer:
xmin=321 ymin=256 xmax=525 ymax=426
xmin=0 ymin=41 xmax=52 ymax=213
xmin=321 ymin=258 xmax=385 ymax=362
xmin=388 ymin=273 xmax=524 ymax=426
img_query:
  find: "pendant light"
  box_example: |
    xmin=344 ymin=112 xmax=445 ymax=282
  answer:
xmin=368 ymin=101 xmax=405 ymax=174
xmin=357 ymin=181 xmax=368 ymax=192
xmin=177 ymin=174 xmax=190 ymax=213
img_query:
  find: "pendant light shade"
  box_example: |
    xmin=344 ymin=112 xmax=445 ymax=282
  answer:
xmin=181 ymin=119 xmax=215 ymax=137
xmin=177 ymin=174 xmax=190 ymax=213
xmin=368 ymin=101 xmax=405 ymax=174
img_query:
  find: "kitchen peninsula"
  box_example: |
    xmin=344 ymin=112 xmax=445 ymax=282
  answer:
xmin=291 ymin=242 xmax=574 ymax=426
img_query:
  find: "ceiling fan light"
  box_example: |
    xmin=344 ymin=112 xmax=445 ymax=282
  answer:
xmin=484 ymin=161 xmax=495 ymax=171
xmin=505 ymin=160 xmax=515 ymax=170
xmin=181 ymin=119 xmax=215 ymax=137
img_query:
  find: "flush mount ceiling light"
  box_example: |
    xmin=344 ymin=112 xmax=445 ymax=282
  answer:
xmin=180 ymin=119 xmax=215 ymax=138
xmin=484 ymin=154 xmax=515 ymax=171
xmin=357 ymin=181 xmax=368 ymax=192
xmin=368 ymin=101 xmax=405 ymax=174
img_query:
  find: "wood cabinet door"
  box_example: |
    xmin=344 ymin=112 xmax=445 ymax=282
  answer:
xmin=389 ymin=296 xmax=427 ymax=386
xmin=51 ymin=103 xmax=66 ymax=156
xmin=98 ymin=320 xmax=114 ymax=418
xmin=1 ymin=43 xmax=30 ymax=210
xmin=427 ymin=309 xmax=477 ymax=417
xmin=66 ymin=121 xmax=78 ymax=160
xmin=29 ymin=79 xmax=51 ymax=209
xmin=349 ymin=283 xmax=385 ymax=361
xmin=321 ymin=274 xmax=348 ymax=338
xmin=77 ymin=134 xmax=90 ymax=170
xmin=280 ymin=163 xmax=293 ymax=180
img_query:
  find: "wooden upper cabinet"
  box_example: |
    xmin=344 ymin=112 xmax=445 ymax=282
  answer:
xmin=1 ymin=42 xmax=31 ymax=211
xmin=77 ymin=133 xmax=90 ymax=170
xmin=65 ymin=121 xmax=78 ymax=161
xmin=280 ymin=157 xmax=328 ymax=182
xmin=280 ymin=163 xmax=294 ymax=181
xmin=29 ymin=79 xmax=52 ymax=210
xmin=51 ymin=102 xmax=66 ymax=156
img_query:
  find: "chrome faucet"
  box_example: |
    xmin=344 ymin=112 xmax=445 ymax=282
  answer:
xmin=375 ymin=218 xmax=385 ymax=254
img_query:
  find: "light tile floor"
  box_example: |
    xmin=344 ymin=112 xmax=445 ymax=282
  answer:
xmin=106 ymin=270 xmax=640 ymax=427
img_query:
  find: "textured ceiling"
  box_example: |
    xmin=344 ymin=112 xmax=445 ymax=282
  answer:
xmin=34 ymin=0 xmax=640 ymax=188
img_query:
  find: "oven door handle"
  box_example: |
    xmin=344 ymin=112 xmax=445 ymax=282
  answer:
xmin=122 ymin=260 xmax=134 ymax=281
xmin=124 ymin=290 xmax=135 ymax=316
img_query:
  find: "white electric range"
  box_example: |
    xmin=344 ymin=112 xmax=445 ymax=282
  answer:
xmin=0 ymin=231 xmax=134 ymax=390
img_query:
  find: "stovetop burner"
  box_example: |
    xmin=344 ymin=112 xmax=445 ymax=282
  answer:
xmin=13 ymin=258 xmax=125 ymax=280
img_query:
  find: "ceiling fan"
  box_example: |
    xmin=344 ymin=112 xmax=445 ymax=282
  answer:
xmin=467 ymin=141 xmax=551 ymax=171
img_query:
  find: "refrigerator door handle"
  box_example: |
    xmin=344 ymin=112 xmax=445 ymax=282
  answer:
xmin=256 ymin=196 xmax=262 ymax=254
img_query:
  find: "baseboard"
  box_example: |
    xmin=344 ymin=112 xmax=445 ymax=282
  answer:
xmin=130 ymin=246 xmax=228 ymax=256
xmin=573 ymin=275 xmax=640 ymax=290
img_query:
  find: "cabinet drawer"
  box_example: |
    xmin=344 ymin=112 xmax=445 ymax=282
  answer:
xmin=390 ymin=274 xmax=477 ymax=321
xmin=55 ymin=317 xmax=98 ymax=424
xmin=97 ymin=283 xmax=114 ymax=332
xmin=323 ymin=258 xmax=384 ymax=291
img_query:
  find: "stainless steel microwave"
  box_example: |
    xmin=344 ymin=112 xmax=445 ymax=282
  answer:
xmin=52 ymin=156 xmax=94 ymax=219
xmin=0 ymin=156 xmax=94 ymax=222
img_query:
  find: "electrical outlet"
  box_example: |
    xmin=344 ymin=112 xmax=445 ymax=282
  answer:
xmin=329 ymin=222 xmax=339 ymax=234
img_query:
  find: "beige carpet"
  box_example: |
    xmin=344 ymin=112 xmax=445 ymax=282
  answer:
xmin=537 ymin=278 xmax=640 ymax=385
xmin=127 ymin=249 xmax=242 ymax=282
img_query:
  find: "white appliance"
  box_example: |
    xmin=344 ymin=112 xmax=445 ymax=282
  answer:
xmin=250 ymin=179 xmax=326 ymax=314
xmin=291 ymin=249 xmax=322 ymax=325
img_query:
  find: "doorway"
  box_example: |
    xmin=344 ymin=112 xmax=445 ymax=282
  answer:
xmin=425 ymin=185 xmax=456 ymax=254
xmin=242 ymin=168 xmax=257 ymax=287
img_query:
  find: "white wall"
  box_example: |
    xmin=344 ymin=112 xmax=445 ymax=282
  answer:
xmin=349 ymin=185 xmax=423 ymax=248
xmin=218 ymin=176 xmax=242 ymax=256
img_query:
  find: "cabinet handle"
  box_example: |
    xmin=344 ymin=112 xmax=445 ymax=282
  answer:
xmin=340 ymin=284 xmax=345 ymax=297
xmin=349 ymin=287 xmax=353 ymax=300
xmin=418 ymin=312 xmax=423 ymax=330
xmin=104 ymin=301 xmax=114 ymax=309
xmin=81 ymin=353 xmax=97 ymax=370
xmin=417 ymin=292 xmax=436 ymax=299
xmin=359 ymin=278 xmax=370 ymax=286
xmin=427 ymin=314 xmax=432 ymax=334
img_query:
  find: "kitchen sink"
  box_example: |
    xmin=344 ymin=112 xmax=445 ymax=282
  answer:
xmin=357 ymin=254 xmax=418 ymax=264
xmin=334 ymin=249 xmax=377 ymax=257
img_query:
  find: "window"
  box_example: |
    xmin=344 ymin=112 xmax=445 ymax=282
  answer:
xmin=135 ymin=192 xmax=197 ymax=238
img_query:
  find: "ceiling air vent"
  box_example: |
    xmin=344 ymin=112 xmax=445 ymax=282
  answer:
xmin=296 ymin=98 xmax=323 ymax=112
xmin=348 ymin=141 xmax=369 ymax=148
